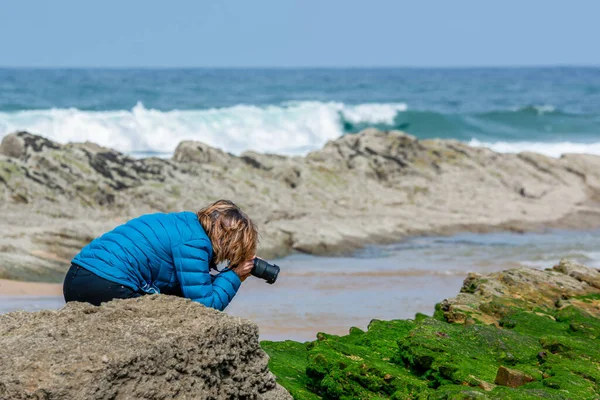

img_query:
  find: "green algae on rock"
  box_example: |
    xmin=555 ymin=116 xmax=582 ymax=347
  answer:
xmin=261 ymin=341 xmax=322 ymax=400
xmin=262 ymin=260 xmax=600 ymax=399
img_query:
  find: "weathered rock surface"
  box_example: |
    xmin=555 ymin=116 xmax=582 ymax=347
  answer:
xmin=1 ymin=129 xmax=600 ymax=281
xmin=0 ymin=295 xmax=292 ymax=400
xmin=439 ymin=259 xmax=600 ymax=326
xmin=262 ymin=260 xmax=600 ymax=399
xmin=494 ymin=366 xmax=534 ymax=388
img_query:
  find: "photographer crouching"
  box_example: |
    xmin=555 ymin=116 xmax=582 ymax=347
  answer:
xmin=63 ymin=200 xmax=279 ymax=310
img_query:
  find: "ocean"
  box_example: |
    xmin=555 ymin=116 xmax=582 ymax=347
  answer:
xmin=1 ymin=67 xmax=599 ymax=157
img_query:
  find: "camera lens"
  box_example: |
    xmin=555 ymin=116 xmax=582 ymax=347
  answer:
xmin=251 ymin=258 xmax=280 ymax=284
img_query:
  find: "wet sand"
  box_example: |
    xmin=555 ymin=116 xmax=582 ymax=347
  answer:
xmin=0 ymin=279 xmax=61 ymax=296
xmin=2 ymin=229 xmax=600 ymax=341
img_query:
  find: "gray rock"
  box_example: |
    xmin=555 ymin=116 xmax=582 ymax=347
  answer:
xmin=552 ymin=259 xmax=600 ymax=289
xmin=439 ymin=260 xmax=600 ymax=326
xmin=258 ymin=384 xmax=293 ymax=400
xmin=1 ymin=131 xmax=61 ymax=160
xmin=0 ymin=133 xmax=26 ymax=158
xmin=173 ymin=141 xmax=234 ymax=167
xmin=1 ymin=129 xmax=600 ymax=281
xmin=0 ymin=295 xmax=292 ymax=400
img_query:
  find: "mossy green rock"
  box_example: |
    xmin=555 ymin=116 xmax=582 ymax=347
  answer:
xmin=262 ymin=260 xmax=600 ymax=399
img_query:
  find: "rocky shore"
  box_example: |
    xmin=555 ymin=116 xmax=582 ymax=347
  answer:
xmin=1 ymin=129 xmax=600 ymax=281
xmin=262 ymin=260 xmax=600 ymax=399
xmin=2 ymin=260 xmax=597 ymax=399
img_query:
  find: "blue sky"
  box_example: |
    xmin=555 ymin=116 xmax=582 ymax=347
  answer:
xmin=1 ymin=0 xmax=598 ymax=67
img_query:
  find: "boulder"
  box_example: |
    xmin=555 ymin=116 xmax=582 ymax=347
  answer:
xmin=173 ymin=141 xmax=234 ymax=167
xmin=0 ymin=131 xmax=61 ymax=160
xmin=0 ymin=295 xmax=291 ymax=400
xmin=494 ymin=366 xmax=534 ymax=388
xmin=0 ymin=133 xmax=26 ymax=159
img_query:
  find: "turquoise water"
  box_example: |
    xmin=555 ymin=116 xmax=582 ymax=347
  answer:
xmin=1 ymin=68 xmax=599 ymax=157
xmin=3 ymin=229 xmax=599 ymax=341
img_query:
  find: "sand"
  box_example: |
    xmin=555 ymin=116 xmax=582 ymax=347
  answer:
xmin=0 ymin=278 xmax=61 ymax=296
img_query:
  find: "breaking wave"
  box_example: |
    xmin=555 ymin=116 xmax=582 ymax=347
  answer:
xmin=0 ymin=102 xmax=598 ymax=157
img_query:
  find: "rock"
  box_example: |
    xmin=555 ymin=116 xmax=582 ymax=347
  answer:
xmin=553 ymin=259 xmax=600 ymax=289
xmin=173 ymin=140 xmax=234 ymax=167
xmin=0 ymin=133 xmax=26 ymax=158
xmin=436 ymin=260 xmax=600 ymax=326
xmin=258 ymin=384 xmax=293 ymax=400
xmin=1 ymin=131 xmax=61 ymax=160
xmin=0 ymin=295 xmax=292 ymax=400
xmin=2 ymin=128 xmax=600 ymax=280
xmin=307 ymin=129 xmax=423 ymax=180
xmin=494 ymin=366 xmax=534 ymax=388
xmin=467 ymin=375 xmax=496 ymax=391
xmin=478 ymin=380 xmax=496 ymax=392
xmin=272 ymin=165 xmax=302 ymax=189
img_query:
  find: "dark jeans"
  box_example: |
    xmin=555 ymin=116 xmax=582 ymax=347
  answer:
xmin=63 ymin=264 xmax=143 ymax=306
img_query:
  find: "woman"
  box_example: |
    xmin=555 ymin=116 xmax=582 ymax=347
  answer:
xmin=63 ymin=200 xmax=257 ymax=311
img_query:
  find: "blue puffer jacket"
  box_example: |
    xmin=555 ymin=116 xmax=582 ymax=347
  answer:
xmin=72 ymin=212 xmax=241 ymax=311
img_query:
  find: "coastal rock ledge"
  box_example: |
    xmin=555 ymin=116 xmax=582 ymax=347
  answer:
xmin=2 ymin=129 xmax=600 ymax=282
xmin=262 ymin=260 xmax=600 ymax=399
xmin=0 ymin=296 xmax=292 ymax=400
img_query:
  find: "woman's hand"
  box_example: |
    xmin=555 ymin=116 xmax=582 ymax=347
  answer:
xmin=231 ymin=257 xmax=255 ymax=282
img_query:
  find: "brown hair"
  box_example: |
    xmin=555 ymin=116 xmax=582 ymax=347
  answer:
xmin=197 ymin=200 xmax=258 ymax=267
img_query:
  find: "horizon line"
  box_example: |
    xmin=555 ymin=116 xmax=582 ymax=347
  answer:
xmin=1 ymin=64 xmax=599 ymax=70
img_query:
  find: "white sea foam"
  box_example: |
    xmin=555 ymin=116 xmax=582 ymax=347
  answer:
xmin=336 ymin=102 xmax=407 ymax=124
xmin=0 ymin=101 xmax=407 ymax=156
xmin=1 ymin=101 xmax=597 ymax=159
xmin=469 ymin=139 xmax=600 ymax=158
xmin=532 ymin=104 xmax=557 ymax=114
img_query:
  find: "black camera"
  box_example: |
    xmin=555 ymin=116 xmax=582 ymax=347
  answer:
xmin=251 ymin=258 xmax=280 ymax=284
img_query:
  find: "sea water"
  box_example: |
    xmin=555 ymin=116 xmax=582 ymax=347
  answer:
xmin=2 ymin=229 xmax=599 ymax=341
xmin=1 ymin=67 xmax=600 ymax=157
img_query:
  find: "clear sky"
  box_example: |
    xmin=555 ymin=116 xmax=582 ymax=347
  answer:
xmin=1 ymin=0 xmax=598 ymax=68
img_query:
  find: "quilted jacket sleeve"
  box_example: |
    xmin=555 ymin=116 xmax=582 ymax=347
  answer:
xmin=172 ymin=239 xmax=241 ymax=311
